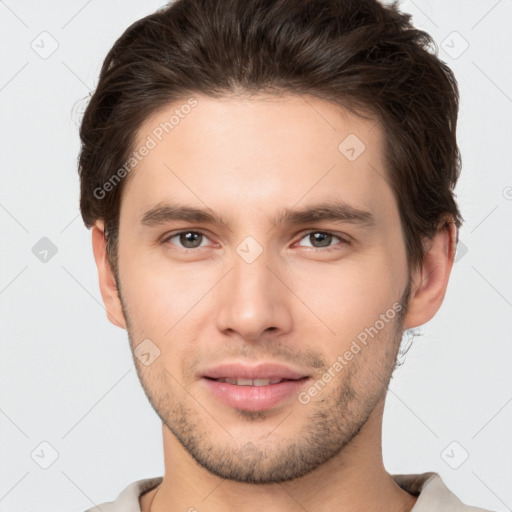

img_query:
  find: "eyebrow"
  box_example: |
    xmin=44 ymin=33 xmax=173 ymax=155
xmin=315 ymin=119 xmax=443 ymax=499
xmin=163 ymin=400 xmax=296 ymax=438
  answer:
xmin=140 ymin=201 xmax=375 ymax=229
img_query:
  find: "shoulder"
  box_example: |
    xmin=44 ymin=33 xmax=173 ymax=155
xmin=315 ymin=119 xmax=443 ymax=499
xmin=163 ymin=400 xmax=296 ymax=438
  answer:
xmin=392 ymin=472 xmax=496 ymax=511
xmin=83 ymin=477 xmax=163 ymax=512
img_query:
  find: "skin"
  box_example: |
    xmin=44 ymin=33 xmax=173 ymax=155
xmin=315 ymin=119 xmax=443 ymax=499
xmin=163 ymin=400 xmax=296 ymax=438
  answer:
xmin=92 ymin=93 xmax=457 ymax=512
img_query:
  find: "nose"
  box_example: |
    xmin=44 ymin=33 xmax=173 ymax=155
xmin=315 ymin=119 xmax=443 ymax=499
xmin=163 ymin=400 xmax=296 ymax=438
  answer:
xmin=215 ymin=246 xmax=293 ymax=343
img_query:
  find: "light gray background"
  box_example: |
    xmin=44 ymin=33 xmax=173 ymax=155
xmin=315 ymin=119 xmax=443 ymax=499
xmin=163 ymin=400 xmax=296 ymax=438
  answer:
xmin=1 ymin=1 xmax=511 ymax=511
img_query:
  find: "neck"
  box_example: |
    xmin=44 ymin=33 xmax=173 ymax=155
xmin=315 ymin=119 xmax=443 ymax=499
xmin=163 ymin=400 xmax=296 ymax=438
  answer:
xmin=143 ymin=398 xmax=417 ymax=512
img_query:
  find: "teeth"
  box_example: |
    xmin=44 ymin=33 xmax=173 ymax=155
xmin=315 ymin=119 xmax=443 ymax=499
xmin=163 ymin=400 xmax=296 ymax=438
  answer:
xmin=236 ymin=378 xmax=254 ymax=386
xmin=216 ymin=378 xmax=284 ymax=386
xmin=253 ymin=379 xmax=271 ymax=386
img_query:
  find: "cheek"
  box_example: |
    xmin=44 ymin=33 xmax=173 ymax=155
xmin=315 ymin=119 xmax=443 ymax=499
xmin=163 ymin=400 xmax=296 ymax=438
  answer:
xmin=118 ymin=245 xmax=224 ymax=350
xmin=119 ymin=259 xmax=211 ymax=376
xmin=292 ymin=251 xmax=402 ymax=325
xmin=121 ymin=267 xmax=207 ymax=328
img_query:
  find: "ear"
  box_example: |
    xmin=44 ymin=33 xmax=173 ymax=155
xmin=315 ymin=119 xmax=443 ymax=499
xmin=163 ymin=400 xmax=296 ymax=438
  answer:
xmin=91 ymin=220 xmax=127 ymax=329
xmin=403 ymin=218 xmax=458 ymax=330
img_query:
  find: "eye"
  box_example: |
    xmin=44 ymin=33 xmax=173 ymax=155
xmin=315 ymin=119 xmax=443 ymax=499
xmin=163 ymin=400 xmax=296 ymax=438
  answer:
xmin=295 ymin=231 xmax=348 ymax=250
xmin=161 ymin=230 xmax=349 ymax=252
xmin=163 ymin=231 xmax=210 ymax=250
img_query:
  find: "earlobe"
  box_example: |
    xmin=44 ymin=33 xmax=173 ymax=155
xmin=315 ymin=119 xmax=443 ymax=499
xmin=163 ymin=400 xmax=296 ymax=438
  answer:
xmin=91 ymin=220 xmax=127 ymax=329
xmin=403 ymin=218 xmax=458 ymax=330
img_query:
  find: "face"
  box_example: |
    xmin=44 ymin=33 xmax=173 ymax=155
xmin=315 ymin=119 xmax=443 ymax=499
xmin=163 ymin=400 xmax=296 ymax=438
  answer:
xmin=112 ymin=93 xmax=412 ymax=483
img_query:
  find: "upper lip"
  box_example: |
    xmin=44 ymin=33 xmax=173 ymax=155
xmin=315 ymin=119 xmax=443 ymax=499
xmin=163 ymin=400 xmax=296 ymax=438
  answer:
xmin=201 ymin=362 xmax=309 ymax=381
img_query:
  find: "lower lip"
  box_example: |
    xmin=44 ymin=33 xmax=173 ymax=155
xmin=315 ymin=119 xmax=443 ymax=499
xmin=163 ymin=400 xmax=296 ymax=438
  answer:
xmin=202 ymin=378 xmax=309 ymax=411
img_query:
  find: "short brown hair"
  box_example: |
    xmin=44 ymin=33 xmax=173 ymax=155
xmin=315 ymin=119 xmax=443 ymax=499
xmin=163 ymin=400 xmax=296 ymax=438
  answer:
xmin=78 ymin=0 xmax=463 ymax=277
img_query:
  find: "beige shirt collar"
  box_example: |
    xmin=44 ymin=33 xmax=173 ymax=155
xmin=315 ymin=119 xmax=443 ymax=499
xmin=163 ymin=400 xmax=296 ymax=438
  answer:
xmin=85 ymin=472 xmax=493 ymax=512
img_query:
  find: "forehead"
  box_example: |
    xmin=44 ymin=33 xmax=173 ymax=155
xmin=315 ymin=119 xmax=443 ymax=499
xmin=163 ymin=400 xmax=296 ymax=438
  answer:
xmin=121 ymin=93 xmax=396 ymax=228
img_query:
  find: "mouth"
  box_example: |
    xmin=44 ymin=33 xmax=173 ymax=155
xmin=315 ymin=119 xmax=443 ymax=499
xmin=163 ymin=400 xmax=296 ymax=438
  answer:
xmin=205 ymin=377 xmax=304 ymax=386
xmin=200 ymin=363 xmax=311 ymax=411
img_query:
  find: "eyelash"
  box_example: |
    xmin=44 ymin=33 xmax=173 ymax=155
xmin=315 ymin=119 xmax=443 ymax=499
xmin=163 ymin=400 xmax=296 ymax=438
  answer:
xmin=161 ymin=230 xmax=350 ymax=253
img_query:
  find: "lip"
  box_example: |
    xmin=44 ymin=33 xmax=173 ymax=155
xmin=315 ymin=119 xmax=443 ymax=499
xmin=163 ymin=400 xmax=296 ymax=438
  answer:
xmin=200 ymin=362 xmax=310 ymax=411
xmin=201 ymin=362 xmax=308 ymax=381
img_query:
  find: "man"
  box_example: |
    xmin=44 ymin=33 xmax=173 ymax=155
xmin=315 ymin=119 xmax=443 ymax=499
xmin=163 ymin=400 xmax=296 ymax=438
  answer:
xmin=78 ymin=0 xmax=493 ymax=510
